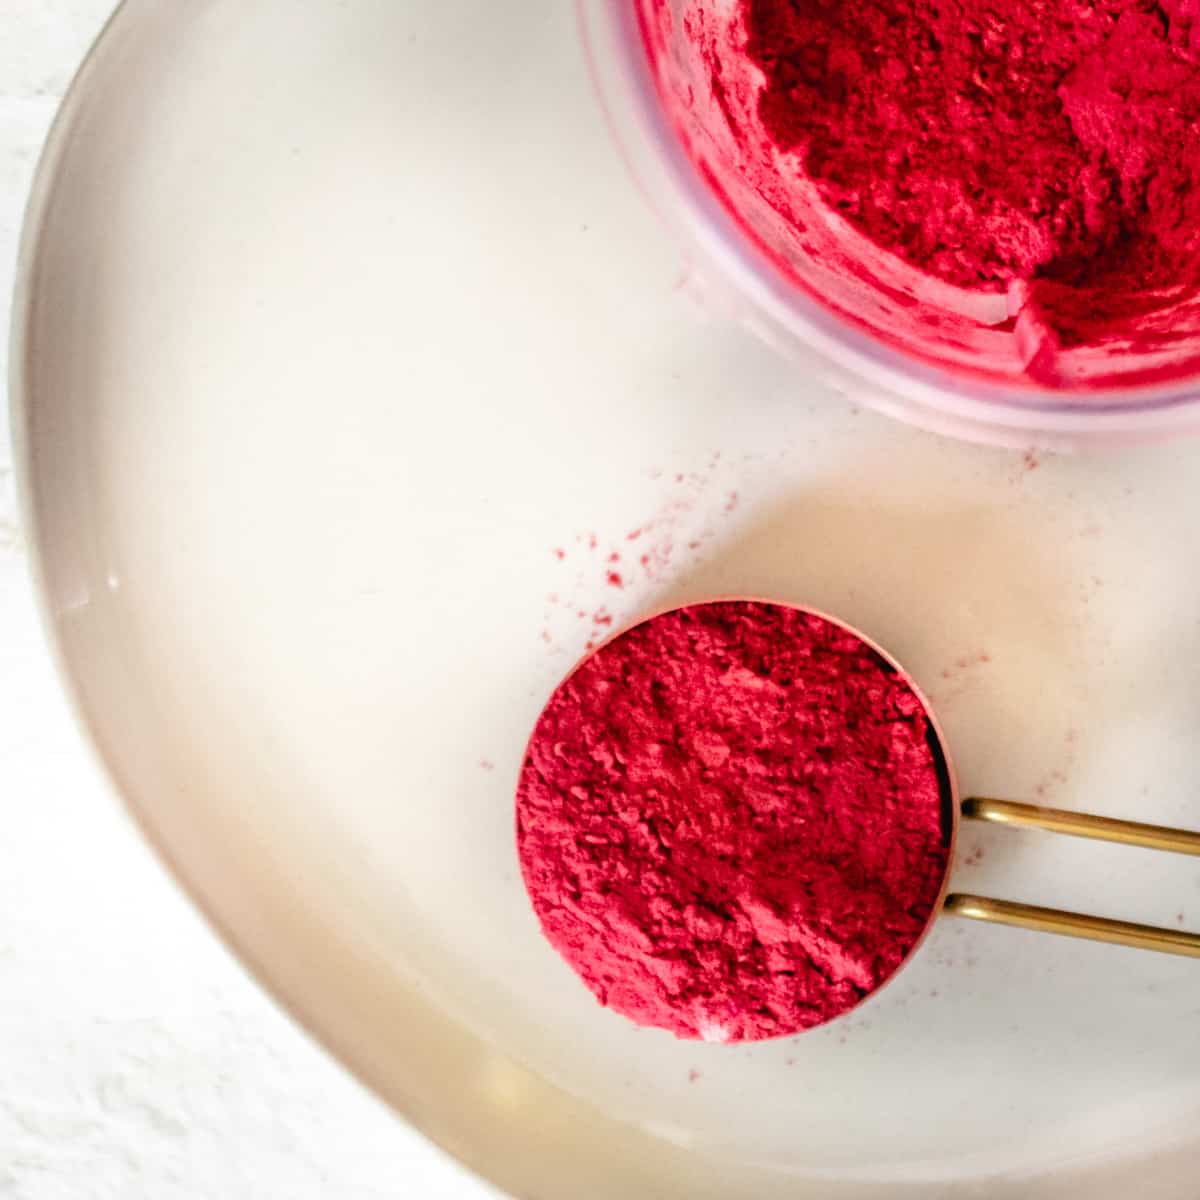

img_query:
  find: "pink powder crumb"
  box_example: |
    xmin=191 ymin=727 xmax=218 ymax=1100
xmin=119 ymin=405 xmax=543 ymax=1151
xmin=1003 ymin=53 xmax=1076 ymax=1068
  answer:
xmin=593 ymin=609 xmax=614 ymax=627
xmin=942 ymin=651 xmax=991 ymax=679
xmin=1032 ymin=768 xmax=1071 ymax=800
xmin=542 ymin=461 xmax=749 ymax=654
xmin=479 ymin=759 xmax=495 ymax=772
xmin=688 ymin=1069 xmax=702 ymax=1083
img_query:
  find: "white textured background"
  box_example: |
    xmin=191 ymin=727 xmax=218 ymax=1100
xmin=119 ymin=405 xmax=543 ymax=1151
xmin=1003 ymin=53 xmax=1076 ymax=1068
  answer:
xmin=1 ymin=5 xmax=486 ymax=1196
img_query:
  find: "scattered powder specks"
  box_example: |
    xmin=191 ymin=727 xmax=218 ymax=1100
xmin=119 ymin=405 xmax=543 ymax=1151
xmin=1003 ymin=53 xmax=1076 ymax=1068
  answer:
xmin=1032 ymin=729 xmax=1080 ymax=799
xmin=1033 ymin=768 xmax=1070 ymax=799
xmin=939 ymin=651 xmax=992 ymax=681
xmin=1009 ymin=449 xmax=1051 ymax=485
xmin=933 ymin=650 xmax=993 ymax=706
xmin=539 ymin=456 xmax=748 ymax=654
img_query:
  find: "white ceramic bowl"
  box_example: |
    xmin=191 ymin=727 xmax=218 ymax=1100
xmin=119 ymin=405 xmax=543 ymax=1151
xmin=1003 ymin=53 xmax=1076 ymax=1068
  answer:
xmin=13 ymin=2 xmax=1200 ymax=1197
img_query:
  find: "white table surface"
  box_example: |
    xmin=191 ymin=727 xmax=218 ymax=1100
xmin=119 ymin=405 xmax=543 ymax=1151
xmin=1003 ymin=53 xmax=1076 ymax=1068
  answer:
xmin=1 ymin=5 xmax=490 ymax=1196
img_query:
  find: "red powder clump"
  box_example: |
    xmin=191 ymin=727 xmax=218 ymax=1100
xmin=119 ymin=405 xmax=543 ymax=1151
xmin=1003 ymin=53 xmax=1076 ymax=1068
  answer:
xmin=516 ymin=602 xmax=951 ymax=1042
xmin=743 ymin=0 xmax=1200 ymax=335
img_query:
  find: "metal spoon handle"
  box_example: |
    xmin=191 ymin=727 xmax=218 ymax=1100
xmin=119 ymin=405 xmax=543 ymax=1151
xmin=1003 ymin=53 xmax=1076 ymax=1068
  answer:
xmin=944 ymin=797 xmax=1200 ymax=957
xmin=945 ymin=894 xmax=1200 ymax=958
xmin=963 ymin=796 xmax=1200 ymax=856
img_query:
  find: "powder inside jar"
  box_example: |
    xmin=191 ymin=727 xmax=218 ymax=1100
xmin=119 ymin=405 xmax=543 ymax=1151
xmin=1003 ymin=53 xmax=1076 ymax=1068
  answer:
xmin=516 ymin=602 xmax=952 ymax=1042
xmin=745 ymin=0 xmax=1200 ymax=344
xmin=638 ymin=0 xmax=1200 ymax=387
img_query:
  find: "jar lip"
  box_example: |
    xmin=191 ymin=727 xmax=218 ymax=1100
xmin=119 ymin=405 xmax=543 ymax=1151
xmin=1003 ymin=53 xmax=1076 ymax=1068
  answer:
xmin=588 ymin=0 xmax=1200 ymax=443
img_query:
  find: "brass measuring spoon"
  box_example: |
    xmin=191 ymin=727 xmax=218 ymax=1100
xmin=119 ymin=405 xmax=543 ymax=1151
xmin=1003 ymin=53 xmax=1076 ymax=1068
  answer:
xmin=518 ymin=599 xmax=1200 ymax=1044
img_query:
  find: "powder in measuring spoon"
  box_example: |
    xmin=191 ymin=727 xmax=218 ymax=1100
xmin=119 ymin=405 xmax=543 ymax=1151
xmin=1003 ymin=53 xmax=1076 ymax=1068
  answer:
xmin=516 ymin=601 xmax=952 ymax=1042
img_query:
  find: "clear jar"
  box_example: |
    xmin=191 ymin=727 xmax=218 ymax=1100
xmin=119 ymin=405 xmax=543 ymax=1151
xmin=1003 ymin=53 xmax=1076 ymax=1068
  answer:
xmin=579 ymin=0 xmax=1200 ymax=448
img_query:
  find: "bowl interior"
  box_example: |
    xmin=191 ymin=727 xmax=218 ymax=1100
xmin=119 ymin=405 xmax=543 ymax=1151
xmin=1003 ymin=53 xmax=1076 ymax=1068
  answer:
xmin=15 ymin=1 xmax=1200 ymax=1196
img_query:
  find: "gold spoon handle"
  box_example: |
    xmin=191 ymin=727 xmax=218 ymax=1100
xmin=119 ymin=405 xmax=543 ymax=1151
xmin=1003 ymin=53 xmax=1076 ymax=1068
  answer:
xmin=963 ymin=796 xmax=1200 ymax=856
xmin=945 ymin=894 xmax=1200 ymax=958
xmin=944 ymin=797 xmax=1200 ymax=957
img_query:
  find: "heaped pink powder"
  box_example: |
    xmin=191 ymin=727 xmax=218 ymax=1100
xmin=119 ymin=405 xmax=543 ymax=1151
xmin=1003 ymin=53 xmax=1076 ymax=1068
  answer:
xmin=516 ymin=602 xmax=952 ymax=1042
xmin=638 ymin=0 xmax=1200 ymax=389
